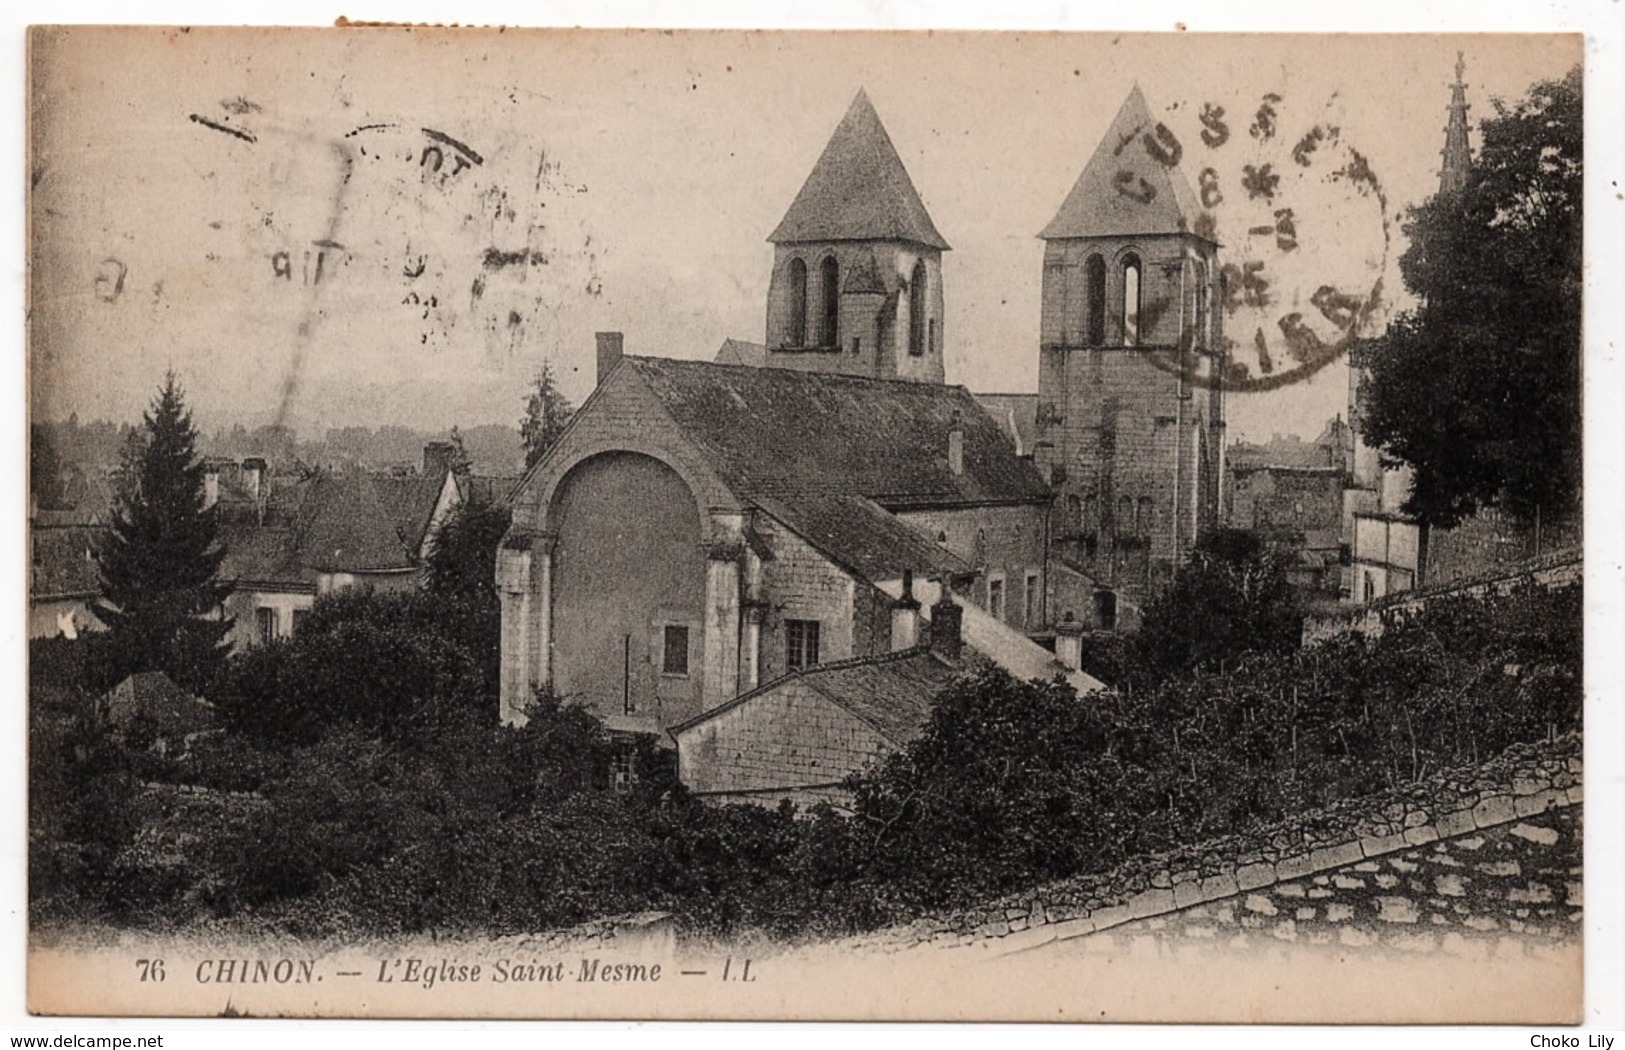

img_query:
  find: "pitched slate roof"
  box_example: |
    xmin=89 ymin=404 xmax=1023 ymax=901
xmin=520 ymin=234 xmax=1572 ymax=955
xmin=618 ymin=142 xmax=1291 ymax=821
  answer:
xmin=29 ymin=525 xmax=104 ymax=600
xmin=971 ymin=393 xmax=1039 ymax=458
xmin=372 ymin=471 xmax=449 ymax=555
xmin=754 ymin=493 xmax=970 ymax=581
xmin=714 ymin=338 xmax=768 ymax=368
xmin=1041 ymin=86 xmax=1206 ymax=241
xmin=295 ymin=472 xmax=418 ymax=573
xmin=671 ymin=647 xmax=957 ymax=746
xmin=626 ymin=356 xmax=1049 ymax=510
xmin=769 ymin=90 xmax=950 ymax=251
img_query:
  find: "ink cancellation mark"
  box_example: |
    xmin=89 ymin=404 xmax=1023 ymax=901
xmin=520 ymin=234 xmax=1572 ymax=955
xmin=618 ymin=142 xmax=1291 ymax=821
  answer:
xmin=1111 ymin=89 xmax=1391 ymax=394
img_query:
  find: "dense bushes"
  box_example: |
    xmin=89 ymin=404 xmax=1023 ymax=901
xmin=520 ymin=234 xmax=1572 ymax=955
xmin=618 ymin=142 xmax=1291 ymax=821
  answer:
xmin=30 ymin=580 xmax=1581 ymax=942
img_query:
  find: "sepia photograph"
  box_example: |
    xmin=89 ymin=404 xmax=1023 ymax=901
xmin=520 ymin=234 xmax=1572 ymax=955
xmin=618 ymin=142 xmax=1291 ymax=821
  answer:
xmin=18 ymin=15 xmax=1613 ymax=1029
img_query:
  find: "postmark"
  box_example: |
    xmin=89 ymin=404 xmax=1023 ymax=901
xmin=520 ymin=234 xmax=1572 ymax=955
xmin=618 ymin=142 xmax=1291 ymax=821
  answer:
xmin=1107 ymin=89 xmax=1391 ymax=392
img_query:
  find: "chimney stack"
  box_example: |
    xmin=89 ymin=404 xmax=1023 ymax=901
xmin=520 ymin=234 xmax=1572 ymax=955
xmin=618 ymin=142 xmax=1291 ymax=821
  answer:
xmin=1055 ymin=610 xmax=1085 ymax=671
xmin=596 ymin=331 xmax=624 ymax=387
xmin=203 ymin=462 xmax=220 ymax=510
xmin=241 ymin=457 xmax=266 ymax=503
xmin=929 ymin=582 xmax=963 ymax=664
xmin=890 ymin=569 xmax=922 ymax=651
xmin=948 ymin=411 xmax=965 ymax=477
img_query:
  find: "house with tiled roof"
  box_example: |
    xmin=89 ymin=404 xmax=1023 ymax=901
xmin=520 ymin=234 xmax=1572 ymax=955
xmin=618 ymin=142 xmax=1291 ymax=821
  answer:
xmin=671 ymin=589 xmax=967 ymax=809
xmin=211 ymin=449 xmax=461 ymax=649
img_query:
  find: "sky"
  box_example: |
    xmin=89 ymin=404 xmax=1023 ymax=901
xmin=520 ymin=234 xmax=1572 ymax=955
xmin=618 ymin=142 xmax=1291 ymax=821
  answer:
xmin=28 ymin=29 xmax=1580 ymax=445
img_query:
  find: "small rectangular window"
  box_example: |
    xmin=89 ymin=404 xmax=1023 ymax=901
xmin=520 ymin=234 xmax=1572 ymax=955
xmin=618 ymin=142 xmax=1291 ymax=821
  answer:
xmin=785 ymin=619 xmax=821 ymax=671
xmin=661 ymin=624 xmax=690 ymax=676
xmin=255 ymin=606 xmax=277 ymax=645
xmin=988 ymin=577 xmax=1006 ymax=622
xmin=291 ymin=608 xmax=308 ymax=634
xmin=1025 ymin=572 xmax=1040 ymax=625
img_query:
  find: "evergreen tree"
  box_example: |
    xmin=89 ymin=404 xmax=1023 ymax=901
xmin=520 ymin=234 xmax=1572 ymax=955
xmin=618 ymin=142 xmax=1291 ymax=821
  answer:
xmin=519 ymin=361 xmax=575 ymax=470
xmin=92 ymin=372 xmax=232 ymax=688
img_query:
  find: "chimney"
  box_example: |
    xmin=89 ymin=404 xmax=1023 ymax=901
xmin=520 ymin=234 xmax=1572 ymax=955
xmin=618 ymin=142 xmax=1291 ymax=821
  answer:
xmin=423 ymin=441 xmax=455 ymax=476
xmin=929 ymin=583 xmax=963 ymax=664
xmin=1055 ymin=610 xmax=1085 ymax=671
xmin=890 ymin=569 xmax=922 ymax=651
xmin=203 ymin=462 xmax=220 ymax=510
xmin=948 ymin=411 xmax=965 ymax=477
xmin=596 ymin=331 xmax=624 ymax=387
xmin=241 ymin=457 xmax=266 ymax=503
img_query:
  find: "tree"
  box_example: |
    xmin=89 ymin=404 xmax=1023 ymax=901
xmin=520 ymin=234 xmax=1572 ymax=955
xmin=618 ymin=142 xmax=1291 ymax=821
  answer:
xmin=519 ymin=361 xmax=575 ymax=469
xmin=424 ymin=495 xmax=513 ymax=696
xmin=1359 ymin=67 xmax=1581 ymax=527
xmin=1130 ymin=528 xmax=1302 ymax=679
xmin=92 ymin=372 xmax=232 ymax=688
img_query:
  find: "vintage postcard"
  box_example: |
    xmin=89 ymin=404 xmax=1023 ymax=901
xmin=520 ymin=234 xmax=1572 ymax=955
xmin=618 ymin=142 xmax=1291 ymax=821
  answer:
xmin=25 ymin=25 xmax=1590 ymax=1022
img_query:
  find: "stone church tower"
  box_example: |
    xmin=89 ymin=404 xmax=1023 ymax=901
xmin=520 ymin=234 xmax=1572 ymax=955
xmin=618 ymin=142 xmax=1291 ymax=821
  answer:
xmin=1034 ymin=86 xmax=1227 ymax=629
xmin=762 ymin=90 xmax=950 ymax=383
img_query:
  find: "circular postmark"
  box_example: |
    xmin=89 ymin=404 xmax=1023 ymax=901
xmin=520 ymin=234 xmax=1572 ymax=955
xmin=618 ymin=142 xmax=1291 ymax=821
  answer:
xmin=1110 ymin=90 xmax=1391 ymax=393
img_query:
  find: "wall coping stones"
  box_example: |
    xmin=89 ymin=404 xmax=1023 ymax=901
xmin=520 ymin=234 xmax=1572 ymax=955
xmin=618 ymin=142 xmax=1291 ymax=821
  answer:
xmin=831 ymin=734 xmax=1582 ymax=957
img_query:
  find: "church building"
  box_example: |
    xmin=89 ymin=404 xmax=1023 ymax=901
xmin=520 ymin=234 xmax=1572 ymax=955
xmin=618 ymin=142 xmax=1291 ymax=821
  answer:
xmin=1033 ymin=86 xmax=1228 ymax=631
xmin=496 ymin=91 xmax=1087 ymax=748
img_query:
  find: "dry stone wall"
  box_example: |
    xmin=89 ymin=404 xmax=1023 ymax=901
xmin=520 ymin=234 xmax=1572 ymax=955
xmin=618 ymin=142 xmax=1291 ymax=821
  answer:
xmin=836 ymin=735 xmax=1581 ymax=956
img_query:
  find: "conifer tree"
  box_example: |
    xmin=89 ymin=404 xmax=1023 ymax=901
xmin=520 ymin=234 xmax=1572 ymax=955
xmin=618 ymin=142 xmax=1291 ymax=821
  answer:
xmin=93 ymin=372 xmax=232 ymax=687
xmin=519 ymin=361 xmax=575 ymax=470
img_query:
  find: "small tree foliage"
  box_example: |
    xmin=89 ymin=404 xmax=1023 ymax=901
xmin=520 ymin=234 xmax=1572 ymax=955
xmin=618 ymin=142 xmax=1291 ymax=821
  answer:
xmin=91 ymin=372 xmax=232 ymax=689
xmin=1130 ymin=527 xmax=1303 ymax=679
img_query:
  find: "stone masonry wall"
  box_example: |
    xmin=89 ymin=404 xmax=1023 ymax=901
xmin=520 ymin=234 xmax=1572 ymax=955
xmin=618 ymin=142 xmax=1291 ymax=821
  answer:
xmin=675 ymin=677 xmax=889 ymax=801
xmin=897 ymin=504 xmax=1049 ymax=631
xmin=756 ymin=519 xmax=861 ymax=684
xmin=836 ymin=735 xmax=1582 ymax=956
xmin=1303 ymin=547 xmax=1581 ymax=646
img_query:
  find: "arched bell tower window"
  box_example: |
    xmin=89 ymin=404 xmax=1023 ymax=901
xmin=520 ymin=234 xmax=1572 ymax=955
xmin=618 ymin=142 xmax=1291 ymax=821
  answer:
xmin=908 ymin=259 xmax=928 ymax=357
xmin=817 ymin=255 xmax=840 ymax=347
xmin=786 ymin=258 xmax=808 ymax=347
xmin=1086 ymin=254 xmax=1107 ymax=346
xmin=1122 ymin=253 xmax=1142 ymax=347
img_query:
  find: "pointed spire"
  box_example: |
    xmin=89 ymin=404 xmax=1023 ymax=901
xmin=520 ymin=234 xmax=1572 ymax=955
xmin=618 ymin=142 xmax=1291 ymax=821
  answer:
xmin=1041 ymin=85 xmax=1203 ymax=240
xmin=1440 ymin=51 xmax=1473 ymax=195
xmin=769 ymin=89 xmax=949 ymax=250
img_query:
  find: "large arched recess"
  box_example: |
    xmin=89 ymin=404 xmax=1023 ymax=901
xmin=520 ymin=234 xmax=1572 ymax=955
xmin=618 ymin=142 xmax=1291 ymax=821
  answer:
xmin=546 ymin=451 xmax=706 ymax=724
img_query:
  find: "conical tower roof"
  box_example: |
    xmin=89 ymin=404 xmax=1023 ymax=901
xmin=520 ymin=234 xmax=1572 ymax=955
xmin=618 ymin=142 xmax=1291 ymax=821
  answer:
xmin=769 ymin=90 xmax=950 ymax=251
xmin=1041 ymin=86 xmax=1204 ymax=241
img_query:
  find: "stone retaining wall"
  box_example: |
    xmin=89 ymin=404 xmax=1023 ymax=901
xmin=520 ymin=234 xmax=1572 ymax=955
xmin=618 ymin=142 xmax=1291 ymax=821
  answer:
xmin=836 ymin=735 xmax=1581 ymax=956
xmin=1303 ymin=547 xmax=1581 ymax=646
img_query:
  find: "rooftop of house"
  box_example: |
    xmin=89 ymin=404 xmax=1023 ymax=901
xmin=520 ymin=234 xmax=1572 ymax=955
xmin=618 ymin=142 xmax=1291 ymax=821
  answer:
xmin=671 ymin=646 xmax=959 ymax=747
xmin=1041 ymin=85 xmax=1205 ymax=242
xmin=768 ymin=89 xmax=950 ymax=251
xmin=29 ymin=524 xmax=104 ymax=600
xmin=1229 ymin=417 xmax=1354 ymax=473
